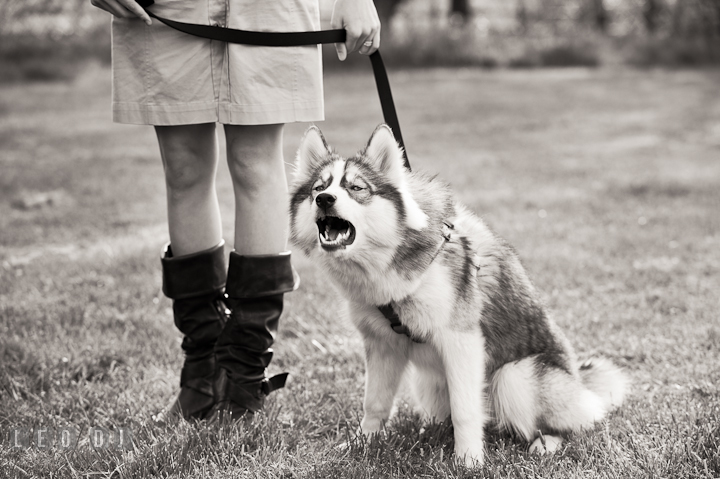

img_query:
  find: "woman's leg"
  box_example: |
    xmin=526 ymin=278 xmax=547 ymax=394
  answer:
xmin=212 ymin=123 xmax=295 ymax=418
xmin=155 ymin=123 xmax=223 ymax=255
xmin=155 ymin=123 xmax=228 ymax=420
xmin=223 ymin=123 xmax=288 ymax=254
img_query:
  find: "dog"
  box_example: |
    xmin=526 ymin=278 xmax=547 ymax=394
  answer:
xmin=289 ymin=125 xmax=627 ymax=467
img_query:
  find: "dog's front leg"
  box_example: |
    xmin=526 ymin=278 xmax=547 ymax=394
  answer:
xmin=437 ymin=328 xmax=486 ymax=468
xmin=360 ymin=331 xmax=409 ymax=435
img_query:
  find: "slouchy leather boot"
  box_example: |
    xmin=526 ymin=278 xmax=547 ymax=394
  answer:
xmin=209 ymin=251 xmax=297 ymax=419
xmin=160 ymin=241 xmax=229 ymax=420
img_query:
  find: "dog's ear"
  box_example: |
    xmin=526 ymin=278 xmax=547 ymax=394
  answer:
xmin=295 ymin=126 xmax=330 ymax=177
xmin=363 ymin=125 xmax=405 ymax=181
xmin=365 ymin=125 xmax=428 ymax=230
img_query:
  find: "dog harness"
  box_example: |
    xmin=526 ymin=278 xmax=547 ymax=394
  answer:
xmin=377 ymin=220 xmax=455 ymax=343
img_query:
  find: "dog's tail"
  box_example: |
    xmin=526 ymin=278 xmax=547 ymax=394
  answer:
xmin=490 ymin=355 xmax=627 ymax=439
xmin=578 ymin=357 xmax=628 ymax=411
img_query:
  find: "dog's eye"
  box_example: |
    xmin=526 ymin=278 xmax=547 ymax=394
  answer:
xmin=350 ymin=185 xmax=364 ymax=192
xmin=313 ymin=184 xmax=325 ymax=192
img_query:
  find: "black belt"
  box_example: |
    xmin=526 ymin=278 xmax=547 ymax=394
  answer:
xmin=136 ymin=0 xmax=410 ymax=170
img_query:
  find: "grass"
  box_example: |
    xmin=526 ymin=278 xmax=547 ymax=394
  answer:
xmin=1 ymin=65 xmax=719 ymax=478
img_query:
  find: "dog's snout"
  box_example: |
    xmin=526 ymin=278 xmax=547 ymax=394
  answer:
xmin=316 ymin=193 xmax=336 ymax=210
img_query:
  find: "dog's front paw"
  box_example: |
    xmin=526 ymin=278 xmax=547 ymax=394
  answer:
xmin=360 ymin=416 xmax=383 ymax=436
xmin=336 ymin=433 xmax=368 ymax=451
xmin=337 ymin=422 xmax=385 ymax=451
xmin=455 ymin=443 xmax=484 ymax=468
xmin=529 ymin=434 xmax=563 ymax=455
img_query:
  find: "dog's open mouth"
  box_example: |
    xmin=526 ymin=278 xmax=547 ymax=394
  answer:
xmin=317 ymin=216 xmax=356 ymax=249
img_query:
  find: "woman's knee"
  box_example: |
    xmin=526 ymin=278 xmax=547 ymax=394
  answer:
xmin=155 ymin=124 xmax=217 ymax=192
xmin=225 ymin=124 xmax=285 ymax=193
xmin=165 ymin=162 xmax=217 ymax=195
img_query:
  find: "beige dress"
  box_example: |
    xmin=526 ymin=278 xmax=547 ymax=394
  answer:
xmin=111 ymin=0 xmax=324 ymax=125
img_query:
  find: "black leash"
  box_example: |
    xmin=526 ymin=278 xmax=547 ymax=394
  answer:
xmin=136 ymin=0 xmax=409 ymax=170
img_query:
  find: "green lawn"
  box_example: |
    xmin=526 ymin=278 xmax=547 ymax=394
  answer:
xmin=1 ymin=64 xmax=719 ymax=478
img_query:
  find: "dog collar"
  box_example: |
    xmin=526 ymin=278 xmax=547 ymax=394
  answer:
xmin=377 ymin=220 xmax=455 ymax=343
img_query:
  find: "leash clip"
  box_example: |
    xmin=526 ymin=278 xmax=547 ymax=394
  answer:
xmin=442 ymin=220 xmax=454 ymax=242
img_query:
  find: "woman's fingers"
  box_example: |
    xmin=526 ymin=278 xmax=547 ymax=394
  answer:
xmin=341 ymin=25 xmax=380 ymax=58
xmin=90 ymin=0 xmax=124 ymax=17
xmin=358 ymin=28 xmax=380 ymax=56
xmin=118 ymin=0 xmax=153 ymax=25
xmin=344 ymin=26 xmax=364 ymax=56
xmin=345 ymin=24 xmax=380 ymax=56
xmin=331 ymin=0 xmax=381 ymax=61
xmin=90 ymin=0 xmax=152 ymax=25
xmin=335 ymin=42 xmax=348 ymax=62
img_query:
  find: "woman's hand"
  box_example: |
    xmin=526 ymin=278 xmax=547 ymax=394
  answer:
xmin=331 ymin=0 xmax=381 ymax=61
xmin=90 ymin=0 xmax=152 ymax=26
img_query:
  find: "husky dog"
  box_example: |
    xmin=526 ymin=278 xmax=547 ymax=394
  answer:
xmin=289 ymin=125 xmax=627 ymax=467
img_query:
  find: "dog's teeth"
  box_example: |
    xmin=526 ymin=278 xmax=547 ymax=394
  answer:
xmin=318 ymin=219 xmax=354 ymax=247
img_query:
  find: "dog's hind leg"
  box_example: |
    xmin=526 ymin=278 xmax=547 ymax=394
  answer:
xmin=528 ymin=433 xmax=564 ymax=454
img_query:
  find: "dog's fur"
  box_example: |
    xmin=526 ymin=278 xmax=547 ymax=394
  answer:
xmin=289 ymin=125 xmax=627 ymax=467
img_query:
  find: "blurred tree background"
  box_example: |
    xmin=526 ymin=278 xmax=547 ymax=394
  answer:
xmin=376 ymin=0 xmax=720 ymax=67
xmin=0 ymin=0 xmax=111 ymax=82
xmin=1 ymin=0 xmax=719 ymax=82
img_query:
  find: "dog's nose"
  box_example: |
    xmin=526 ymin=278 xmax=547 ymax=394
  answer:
xmin=316 ymin=193 xmax=336 ymax=210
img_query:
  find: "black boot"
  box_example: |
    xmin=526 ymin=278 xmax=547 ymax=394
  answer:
xmin=209 ymin=251 xmax=297 ymax=419
xmin=160 ymin=241 xmax=229 ymax=420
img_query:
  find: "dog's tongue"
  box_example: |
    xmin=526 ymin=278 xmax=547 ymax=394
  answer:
xmin=325 ymin=224 xmax=340 ymax=241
